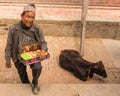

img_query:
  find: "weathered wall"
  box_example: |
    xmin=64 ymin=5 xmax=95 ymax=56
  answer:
xmin=1 ymin=0 xmax=120 ymax=6
xmin=0 ymin=20 xmax=120 ymax=40
xmin=38 ymin=21 xmax=120 ymax=40
xmin=0 ymin=1 xmax=119 ymax=40
xmin=89 ymin=0 xmax=120 ymax=6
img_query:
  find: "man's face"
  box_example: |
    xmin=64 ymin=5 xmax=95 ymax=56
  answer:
xmin=21 ymin=11 xmax=35 ymax=27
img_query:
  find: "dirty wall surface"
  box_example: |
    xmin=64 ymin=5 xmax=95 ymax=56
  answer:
xmin=0 ymin=0 xmax=120 ymax=6
xmin=0 ymin=20 xmax=120 ymax=40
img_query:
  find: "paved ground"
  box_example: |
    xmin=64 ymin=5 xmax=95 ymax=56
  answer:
xmin=0 ymin=84 xmax=120 ymax=96
xmin=0 ymin=35 xmax=120 ymax=84
xmin=0 ymin=35 xmax=120 ymax=96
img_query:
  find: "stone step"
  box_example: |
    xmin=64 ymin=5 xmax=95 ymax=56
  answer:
xmin=0 ymin=83 xmax=120 ymax=96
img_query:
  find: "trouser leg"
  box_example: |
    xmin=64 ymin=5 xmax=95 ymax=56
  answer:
xmin=14 ymin=60 xmax=30 ymax=83
xmin=30 ymin=62 xmax=42 ymax=85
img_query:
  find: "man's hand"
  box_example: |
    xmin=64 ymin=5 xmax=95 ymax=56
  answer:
xmin=5 ymin=64 xmax=11 ymax=68
xmin=39 ymin=50 xmax=46 ymax=60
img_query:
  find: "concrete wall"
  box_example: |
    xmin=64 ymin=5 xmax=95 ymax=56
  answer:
xmin=89 ymin=0 xmax=120 ymax=6
xmin=0 ymin=20 xmax=120 ymax=40
xmin=0 ymin=2 xmax=120 ymax=40
xmin=1 ymin=0 xmax=120 ymax=6
xmin=38 ymin=21 xmax=120 ymax=40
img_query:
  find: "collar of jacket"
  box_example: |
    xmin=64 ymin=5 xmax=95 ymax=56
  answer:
xmin=15 ymin=21 xmax=37 ymax=32
xmin=13 ymin=21 xmax=38 ymax=40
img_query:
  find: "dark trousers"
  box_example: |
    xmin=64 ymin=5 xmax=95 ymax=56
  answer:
xmin=14 ymin=60 xmax=42 ymax=84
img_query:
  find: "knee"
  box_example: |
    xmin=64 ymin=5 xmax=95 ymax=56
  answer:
xmin=30 ymin=62 xmax=42 ymax=70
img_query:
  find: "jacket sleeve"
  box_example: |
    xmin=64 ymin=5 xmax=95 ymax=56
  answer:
xmin=38 ymin=28 xmax=48 ymax=51
xmin=5 ymin=27 xmax=13 ymax=64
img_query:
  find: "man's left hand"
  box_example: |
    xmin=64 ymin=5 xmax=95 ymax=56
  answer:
xmin=39 ymin=50 xmax=46 ymax=60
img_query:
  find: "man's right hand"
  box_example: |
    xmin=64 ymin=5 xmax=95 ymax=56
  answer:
xmin=5 ymin=64 xmax=11 ymax=68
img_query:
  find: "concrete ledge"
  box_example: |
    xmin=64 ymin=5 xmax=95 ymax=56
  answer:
xmin=0 ymin=84 xmax=120 ymax=96
xmin=0 ymin=20 xmax=120 ymax=40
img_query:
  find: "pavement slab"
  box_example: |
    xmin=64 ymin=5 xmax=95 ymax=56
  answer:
xmin=0 ymin=35 xmax=120 ymax=84
xmin=0 ymin=84 xmax=120 ymax=96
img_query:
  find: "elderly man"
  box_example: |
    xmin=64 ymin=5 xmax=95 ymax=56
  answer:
xmin=5 ymin=4 xmax=48 ymax=95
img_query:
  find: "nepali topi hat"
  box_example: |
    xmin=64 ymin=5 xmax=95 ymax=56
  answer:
xmin=23 ymin=3 xmax=36 ymax=12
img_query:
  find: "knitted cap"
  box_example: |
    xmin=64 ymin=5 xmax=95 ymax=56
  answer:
xmin=23 ymin=4 xmax=36 ymax=12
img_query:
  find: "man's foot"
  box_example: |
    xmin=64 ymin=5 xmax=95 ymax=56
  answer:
xmin=31 ymin=83 xmax=40 ymax=95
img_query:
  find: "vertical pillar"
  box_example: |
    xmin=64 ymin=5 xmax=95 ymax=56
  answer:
xmin=80 ymin=0 xmax=89 ymax=56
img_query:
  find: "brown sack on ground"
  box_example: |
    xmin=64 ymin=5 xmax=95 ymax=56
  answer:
xmin=59 ymin=49 xmax=107 ymax=81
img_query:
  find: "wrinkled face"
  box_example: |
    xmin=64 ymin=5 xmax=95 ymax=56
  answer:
xmin=21 ymin=11 xmax=35 ymax=27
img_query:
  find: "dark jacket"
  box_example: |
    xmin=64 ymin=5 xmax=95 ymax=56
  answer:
xmin=5 ymin=22 xmax=48 ymax=64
